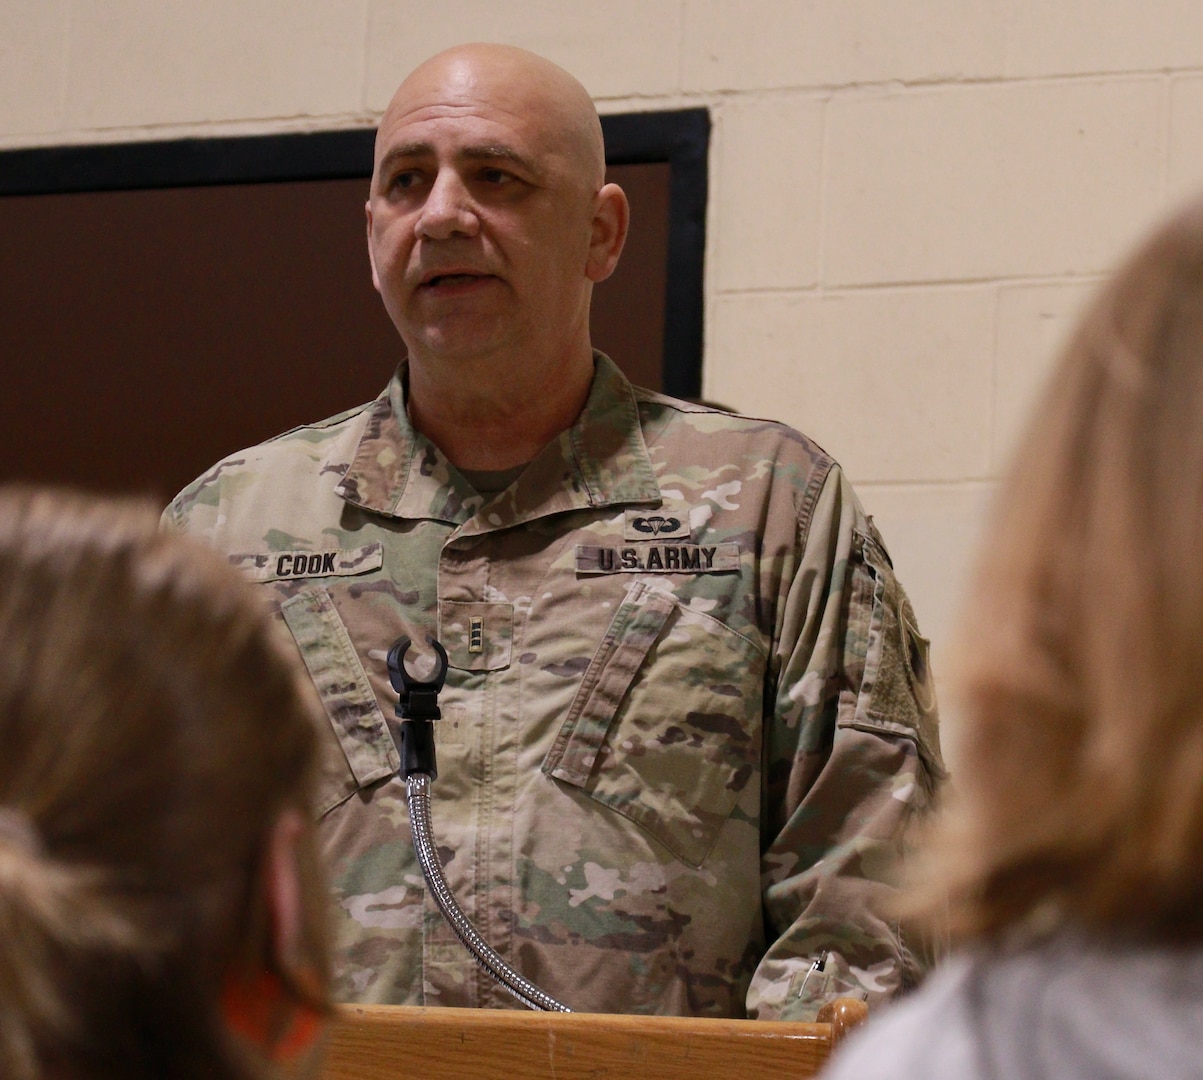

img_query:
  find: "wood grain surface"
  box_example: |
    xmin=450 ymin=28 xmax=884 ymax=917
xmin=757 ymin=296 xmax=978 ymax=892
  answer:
xmin=320 ymin=1000 xmax=867 ymax=1080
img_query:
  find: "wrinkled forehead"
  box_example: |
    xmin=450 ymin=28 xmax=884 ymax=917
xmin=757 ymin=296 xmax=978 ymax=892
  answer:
xmin=375 ymin=50 xmax=604 ymax=184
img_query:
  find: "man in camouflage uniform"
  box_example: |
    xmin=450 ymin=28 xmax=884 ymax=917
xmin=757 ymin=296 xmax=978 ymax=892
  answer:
xmin=165 ymin=42 xmax=944 ymax=1020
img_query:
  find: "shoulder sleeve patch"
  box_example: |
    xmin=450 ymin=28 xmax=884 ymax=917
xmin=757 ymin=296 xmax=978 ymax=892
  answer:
xmin=843 ymin=526 xmax=945 ymax=779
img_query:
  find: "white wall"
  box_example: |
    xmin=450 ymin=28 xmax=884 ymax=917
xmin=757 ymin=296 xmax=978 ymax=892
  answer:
xmin=7 ymin=1 xmax=1203 ymax=748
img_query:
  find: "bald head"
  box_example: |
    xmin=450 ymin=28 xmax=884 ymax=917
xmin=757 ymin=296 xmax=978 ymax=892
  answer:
xmin=378 ymin=43 xmax=607 ymax=191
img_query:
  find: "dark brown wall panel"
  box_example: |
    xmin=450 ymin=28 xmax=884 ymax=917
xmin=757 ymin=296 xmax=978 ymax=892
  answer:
xmin=0 ymin=113 xmax=706 ymax=499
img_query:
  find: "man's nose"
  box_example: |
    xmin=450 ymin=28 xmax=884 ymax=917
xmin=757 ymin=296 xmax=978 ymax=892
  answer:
xmin=415 ymin=171 xmax=479 ymax=240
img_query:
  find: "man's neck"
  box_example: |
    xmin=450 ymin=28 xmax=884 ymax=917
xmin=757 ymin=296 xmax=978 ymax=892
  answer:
xmin=405 ymin=347 xmax=595 ymax=471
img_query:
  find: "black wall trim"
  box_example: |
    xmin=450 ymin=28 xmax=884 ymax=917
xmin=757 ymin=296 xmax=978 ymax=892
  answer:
xmin=0 ymin=108 xmax=709 ymax=396
xmin=0 ymin=129 xmax=378 ymax=193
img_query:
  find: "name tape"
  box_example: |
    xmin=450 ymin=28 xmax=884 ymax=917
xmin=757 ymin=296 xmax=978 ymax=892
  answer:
xmin=230 ymin=542 xmax=384 ymax=583
xmin=575 ymin=542 xmax=739 ymax=575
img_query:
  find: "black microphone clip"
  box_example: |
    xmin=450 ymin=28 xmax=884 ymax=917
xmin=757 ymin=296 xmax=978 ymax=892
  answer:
xmin=386 ymin=635 xmax=448 ymax=782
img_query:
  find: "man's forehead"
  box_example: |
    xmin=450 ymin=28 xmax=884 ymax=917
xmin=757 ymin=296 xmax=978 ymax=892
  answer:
xmin=374 ymin=96 xmax=563 ymax=172
xmin=382 ymin=54 xmax=550 ymax=135
xmin=375 ymin=46 xmax=604 ymax=184
xmin=381 ymin=97 xmax=526 ymax=138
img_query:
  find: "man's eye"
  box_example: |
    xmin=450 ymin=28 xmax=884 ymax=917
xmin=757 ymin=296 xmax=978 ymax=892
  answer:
xmin=480 ymin=168 xmax=513 ymax=185
xmin=390 ymin=170 xmax=420 ymax=191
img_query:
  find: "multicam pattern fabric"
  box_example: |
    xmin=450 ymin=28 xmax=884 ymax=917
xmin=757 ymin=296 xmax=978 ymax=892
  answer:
xmin=165 ymin=353 xmax=945 ymax=1020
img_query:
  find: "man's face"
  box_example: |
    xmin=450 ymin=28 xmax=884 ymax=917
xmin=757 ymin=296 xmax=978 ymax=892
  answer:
xmin=366 ymin=58 xmax=600 ymax=365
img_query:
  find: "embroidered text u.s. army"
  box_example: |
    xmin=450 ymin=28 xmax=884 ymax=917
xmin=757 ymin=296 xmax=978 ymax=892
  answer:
xmin=574 ymin=542 xmax=740 ymax=574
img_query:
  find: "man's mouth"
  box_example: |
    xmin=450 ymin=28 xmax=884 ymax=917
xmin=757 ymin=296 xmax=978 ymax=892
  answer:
xmin=421 ymin=272 xmax=490 ymax=288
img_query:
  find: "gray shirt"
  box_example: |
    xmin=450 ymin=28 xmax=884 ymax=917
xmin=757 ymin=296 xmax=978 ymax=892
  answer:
xmin=823 ymin=931 xmax=1203 ymax=1080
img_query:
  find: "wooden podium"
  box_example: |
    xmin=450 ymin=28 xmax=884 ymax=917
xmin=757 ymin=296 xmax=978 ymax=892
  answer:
xmin=320 ymin=999 xmax=867 ymax=1080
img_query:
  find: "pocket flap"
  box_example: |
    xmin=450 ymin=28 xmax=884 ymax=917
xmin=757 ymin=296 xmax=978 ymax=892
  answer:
xmin=280 ymin=586 xmax=397 ymax=809
xmin=544 ymin=581 xmax=676 ymax=785
xmin=543 ymin=580 xmax=765 ymax=867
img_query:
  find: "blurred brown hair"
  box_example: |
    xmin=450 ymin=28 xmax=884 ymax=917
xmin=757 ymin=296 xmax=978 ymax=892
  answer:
xmin=0 ymin=487 xmax=330 ymax=1080
xmin=917 ymin=194 xmax=1203 ymax=946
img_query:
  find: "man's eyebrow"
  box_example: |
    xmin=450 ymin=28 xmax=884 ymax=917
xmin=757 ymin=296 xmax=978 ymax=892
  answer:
xmin=459 ymin=144 xmax=537 ymax=173
xmin=375 ymin=141 xmax=540 ymax=177
xmin=376 ymin=142 xmax=433 ymax=174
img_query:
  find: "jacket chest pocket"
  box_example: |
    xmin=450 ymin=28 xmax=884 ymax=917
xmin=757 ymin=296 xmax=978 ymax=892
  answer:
xmin=542 ymin=580 xmax=766 ymax=867
xmin=279 ymin=586 xmax=398 ymax=815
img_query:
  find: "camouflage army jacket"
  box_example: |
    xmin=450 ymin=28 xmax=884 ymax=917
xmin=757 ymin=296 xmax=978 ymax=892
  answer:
xmin=165 ymin=353 xmax=944 ymax=1020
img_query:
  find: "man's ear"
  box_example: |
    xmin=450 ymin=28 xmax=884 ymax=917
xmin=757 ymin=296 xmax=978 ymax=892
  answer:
xmin=365 ymin=200 xmax=382 ymax=294
xmin=263 ymin=807 xmax=306 ymax=973
xmin=586 ymin=182 xmax=630 ymax=283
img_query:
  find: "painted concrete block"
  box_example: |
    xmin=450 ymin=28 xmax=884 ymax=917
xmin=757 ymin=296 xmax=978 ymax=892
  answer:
xmin=0 ymin=0 xmax=70 ymax=140
xmin=710 ymin=95 xmax=824 ymax=290
xmin=682 ymin=0 xmax=1005 ymax=91
xmin=67 ymin=1 xmax=370 ymax=129
xmin=992 ymin=279 xmax=1099 ymax=472
xmin=365 ymin=0 xmax=683 ymax=111
xmin=707 ymin=286 xmax=995 ymax=484
xmin=1169 ymin=76 xmax=1203 ymax=209
xmin=1002 ymin=1 xmax=1203 ymax=79
xmin=824 ymin=79 xmax=1163 ymax=285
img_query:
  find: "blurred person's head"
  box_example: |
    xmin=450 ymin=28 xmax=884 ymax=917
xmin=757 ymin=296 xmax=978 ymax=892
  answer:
xmin=0 ymin=487 xmax=331 ymax=1080
xmin=920 ymin=194 xmax=1203 ymax=948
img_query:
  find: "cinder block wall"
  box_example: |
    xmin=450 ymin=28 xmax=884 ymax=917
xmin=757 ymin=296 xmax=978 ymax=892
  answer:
xmin=7 ymin=1 xmax=1203 ymax=750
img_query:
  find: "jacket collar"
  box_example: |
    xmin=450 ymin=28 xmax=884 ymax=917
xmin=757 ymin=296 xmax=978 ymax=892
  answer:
xmin=334 ymin=353 xmax=661 ymax=527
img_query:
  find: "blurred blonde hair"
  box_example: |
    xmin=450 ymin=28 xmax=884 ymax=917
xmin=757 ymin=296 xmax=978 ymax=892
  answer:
xmin=919 ymin=194 xmax=1203 ymax=946
xmin=0 ymin=487 xmax=330 ymax=1080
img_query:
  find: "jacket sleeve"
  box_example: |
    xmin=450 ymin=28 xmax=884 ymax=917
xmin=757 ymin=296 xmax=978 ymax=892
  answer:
xmin=746 ymin=465 xmax=946 ymax=1021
